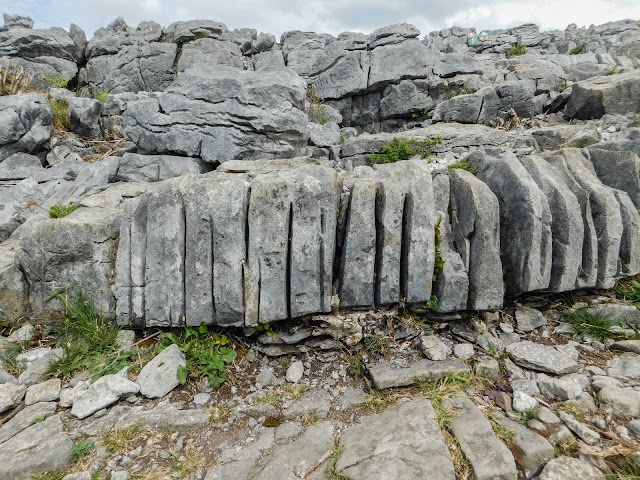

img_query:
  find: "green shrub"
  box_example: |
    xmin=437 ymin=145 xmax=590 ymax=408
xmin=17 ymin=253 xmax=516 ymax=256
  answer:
xmin=607 ymin=65 xmax=619 ymax=75
xmin=159 ymin=323 xmax=237 ymax=388
xmin=47 ymin=97 xmax=70 ymax=131
xmin=48 ymin=202 xmax=77 ymax=219
xmin=569 ymin=45 xmax=584 ymax=55
xmin=447 ymin=159 xmax=478 ymax=175
xmin=506 ymin=44 xmax=527 ymax=56
xmin=370 ymin=137 xmax=443 ymax=163
xmin=426 ymin=295 xmax=439 ymax=311
xmin=93 ymin=89 xmax=110 ymax=102
xmin=43 ymin=73 xmax=75 ymax=89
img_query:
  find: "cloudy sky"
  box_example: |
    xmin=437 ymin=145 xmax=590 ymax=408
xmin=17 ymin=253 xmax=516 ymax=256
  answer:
xmin=2 ymin=0 xmax=640 ymax=40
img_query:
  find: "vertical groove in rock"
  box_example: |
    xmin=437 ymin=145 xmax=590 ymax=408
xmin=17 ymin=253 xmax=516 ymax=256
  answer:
xmin=319 ymin=210 xmax=326 ymax=312
xmin=399 ymin=193 xmax=411 ymax=301
xmin=374 ymin=184 xmax=384 ymax=307
xmin=286 ymin=202 xmax=293 ymax=320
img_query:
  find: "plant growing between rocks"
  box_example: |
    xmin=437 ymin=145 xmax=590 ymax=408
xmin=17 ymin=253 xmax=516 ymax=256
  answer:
xmin=158 ymin=323 xmax=237 ymax=388
xmin=570 ymin=45 xmax=585 ymax=55
xmin=307 ymin=86 xmax=329 ymax=125
xmin=615 ymin=278 xmax=640 ymax=308
xmin=445 ymin=84 xmax=476 ymax=99
xmin=43 ymin=73 xmax=75 ymax=89
xmin=0 ymin=61 xmax=34 ymax=95
xmin=48 ymin=202 xmax=77 ymax=219
xmin=47 ymin=97 xmax=70 ymax=132
xmin=447 ymin=159 xmax=478 ymax=175
xmin=507 ymin=44 xmax=527 ymax=56
xmin=93 ymin=89 xmax=110 ymax=102
xmin=370 ymin=137 xmax=442 ymax=163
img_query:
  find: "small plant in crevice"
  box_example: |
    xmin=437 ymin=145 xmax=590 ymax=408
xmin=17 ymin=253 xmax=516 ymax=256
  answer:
xmin=607 ymin=65 xmax=619 ymax=75
xmin=445 ymin=84 xmax=477 ymax=99
xmin=615 ymin=277 xmax=640 ymax=309
xmin=514 ymin=407 xmax=538 ymax=424
xmin=101 ymin=424 xmax=141 ymax=454
xmin=559 ymin=307 xmax=639 ymax=341
xmin=159 ymin=322 xmax=237 ymax=388
xmin=43 ymin=73 xmax=75 ymax=89
xmin=447 ymin=159 xmax=478 ymax=175
xmin=410 ymin=107 xmax=432 ymax=119
xmin=554 ymin=438 xmax=579 ymax=457
xmin=488 ymin=416 xmax=516 ymax=446
xmin=47 ymin=97 xmax=70 ymax=131
xmin=70 ymin=438 xmax=96 ymax=462
xmin=326 ymin=445 xmax=350 ymax=480
xmin=557 ymin=79 xmax=569 ymax=92
xmin=370 ymin=136 xmax=443 ymax=164
xmin=307 ymin=85 xmax=329 ymax=125
xmin=426 ymin=295 xmax=439 ymax=312
xmin=46 ymin=290 xmax=132 ymax=380
xmin=194 ymin=30 xmax=210 ymax=39
xmin=506 ymin=43 xmax=527 ymax=56
xmin=569 ymin=45 xmax=584 ymax=55
xmin=93 ymin=89 xmax=110 ymax=102
xmin=1 ymin=61 xmax=34 ymax=95
xmin=48 ymin=201 xmax=77 ymax=219
xmin=171 ymin=443 xmax=207 ymax=477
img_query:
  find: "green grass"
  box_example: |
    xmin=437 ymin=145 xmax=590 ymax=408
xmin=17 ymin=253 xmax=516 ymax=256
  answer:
xmin=507 ymin=44 xmax=527 ymax=56
xmin=326 ymin=445 xmax=350 ymax=480
xmin=605 ymin=457 xmax=640 ymax=479
xmin=70 ymin=438 xmax=96 ymax=462
xmin=195 ymin=31 xmax=209 ymax=39
xmin=615 ymin=278 xmax=640 ymax=309
xmin=307 ymin=86 xmax=329 ymax=125
xmin=47 ymin=97 xmax=69 ymax=131
xmin=93 ymin=90 xmax=110 ymax=102
xmin=46 ymin=290 xmax=132 ymax=380
xmin=569 ymin=45 xmax=584 ymax=55
xmin=101 ymin=424 xmax=141 ymax=454
xmin=426 ymin=295 xmax=439 ymax=312
xmin=32 ymin=473 xmax=67 ymax=480
xmin=370 ymin=137 xmax=443 ymax=163
xmin=447 ymin=159 xmax=478 ymax=175
xmin=433 ymin=215 xmax=445 ymax=281
xmin=43 ymin=73 xmax=75 ymax=89
xmin=410 ymin=107 xmax=432 ymax=119
xmin=554 ymin=438 xmax=579 ymax=457
xmin=48 ymin=202 xmax=77 ymax=219
xmin=488 ymin=417 xmax=516 ymax=446
xmin=559 ymin=307 xmax=639 ymax=341
xmin=607 ymin=66 xmax=619 ymax=75
xmin=515 ymin=407 xmax=538 ymax=424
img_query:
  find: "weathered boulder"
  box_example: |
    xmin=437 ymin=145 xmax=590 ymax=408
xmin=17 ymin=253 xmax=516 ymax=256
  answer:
xmin=0 ymin=93 xmax=52 ymax=162
xmin=449 ymin=169 xmax=503 ymax=310
xmin=115 ymin=153 xmax=210 ymax=183
xmin=472 ymin=150 xmax=552 ymax=293
xmin=587 ymin=148 xmax=640 ymax=210
xmin=125 ymin=66 xmax=309 ymax=163
xmin=176 ymin=38 xmax=244 ymax=73
xmin=137 ymin=344 xmax=186 ymax=398
xmin=565 ymin=70 xmax=640 ymax=119
xmin=338 ymin=160 xmax=435 ymax=308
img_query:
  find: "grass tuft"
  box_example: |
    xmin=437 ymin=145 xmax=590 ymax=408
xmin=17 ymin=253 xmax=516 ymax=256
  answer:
xmin=93 ymin=90 xmax=110 ymax=102
xmin=447 ymin=159 xmax=478 ymax=175
xmin=43 ymin=73 xmax=75 ymax=89
xmin=570 ymin=45 xmax=584 ymax=55
xmin=615 ymin=278 xmax=640 ymax=309
xmin=48 ymin=202 xmax=77 ymax=219
xmin=101 ymin=424 xmax=141 ymax=454
xmin=171 ymin=444 xmax=206 ymax=477
xmin=70 ymin=438 xmax=96 ymax=462
xmin=326 ymin=445 xmax=350 ymax=480
xmin=207 ymin=405 xmax=233 ymax=424
xmin=559 ymin=307 xmax=638 ymax=341
xmin=507 ymin=44 xmax=527 ymax=56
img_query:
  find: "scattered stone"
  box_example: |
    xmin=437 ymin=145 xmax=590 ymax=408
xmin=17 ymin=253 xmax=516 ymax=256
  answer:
xmin=446 ymin=396 xmax=517 ymax=480
xmin=0 ymin=382 xmax=26 ymax=413
xmin=17 ymin=347 xmax=64 ymax=386
xmin=475 ymin=358 xmax=500 ymax=381
xmin=115 ymin=330 xmax=136 ymax=351
xmin=558 ymin=411 xmax=600 ymax=445
xmin=607 ymin=353 xmax=640 ymax=382
xmin=536 ymin=374 xmax=586 ymax=401
xmin=367 ymin=358 xmax=470 ymax=390
xmin=500 ymin=323 xmax=515 ymax=334
xmin=24 ymin=378 xmax=61 ymax=405
xmin=338 ymin=388 xmax=367 ymax=410
xmin=337 ymin=399 xmax=455 ymax=480
xmin=454 ymin=343 xmax=475 ymax=360
xmin=283 ymin=389 xmax=331 ymax=419
xmin=7 ymin=323 xmax=35 ymax=343
xmin=62 ymin=472 xmax=92 ymax=480
xmin=538 ymin=456 xmax=607 ymax=480
xmin=193 ymin=393 xmax=211 ymax=406
xmin=506 ymin=341 xmax=579 ymax=375
xmin=420 ymin=335 xmax=451 ymax=361
xmin=611 ymin=340 xmax=640 ymax=354
xmin=285 ymin=360 xmax=304 ymax=383
xmin=0 ymin=415 xmax=73 ymax=479
xmin=515 ymin=306 xmax=547 ymax=332
xmin=137 ymin=344 xmax=186 ymax=398
xmin=0 ymin=401 xmax=57 ymax=444
xmin=597 ymin=384 xmax=640 ymax=417
xmin=494 ymin=415 xmax=555 ymax=478
xmin=255 ymin=368 xmax=277 ymax=387
xmin=513 ymin=391 xmax=538 ymax=413
xmin=511 ymin=379 xmax=541 ymax=397
xmin=0 ymin=368 xmax=17 ymax=385
xmin=71 ymin=374 xmax=140 ymax=419
xmin=493 ymin=391 xmax=513 ymax=412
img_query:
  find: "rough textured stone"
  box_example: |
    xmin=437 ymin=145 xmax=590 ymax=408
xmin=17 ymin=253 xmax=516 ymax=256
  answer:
xmin=0 ymin=401 xmax=57 ymax=445
xmin=607 ymin=353 xmax=640 ymax=382
xmin=125 ymin=66 xmax=308 ymax=163
xmin=0 ymin=415 xmax=73 ymax=480
xmin=447 ymin=396 xmax=517 ymax=480
xmin=507 ymin=341 xmax=579 ymax=375
xmin=538 ymin=457 xmax=607 ymax=480
xmin=420 ymin=335 xmax=452 ymax=361
xmin=368 ymin=358 xmax=470 ymax=390
xmin=598 ymin=384 xmax=640 ymax=417
xmin=24 ymin=378 xmax=61 ymax=405
xmin=472 ymin=150 xmax=552 ymax=294
xmin=0 ymin=382 xmax=26 ymax=413
xmin=137 ymin=344 xmax=186 ymax=398
xmin=515 ymin=306 xmax=547 ymax=332
xmin=495 ymin=415 xmax=555 ymax=478
xmin=565 ymin=70 xmax=640 ymax=119
xmin=285 ymin=360 xmax=304 ymax=383
xmin=337 ymin=399 xmax=455 ymax=480
xmin=71 ymin=374 xmax=140 ymax=419
xmin=449 ymin=169 xmax=503 ymax=309
xmin=0 ymin=93 xmax=52 ymax=162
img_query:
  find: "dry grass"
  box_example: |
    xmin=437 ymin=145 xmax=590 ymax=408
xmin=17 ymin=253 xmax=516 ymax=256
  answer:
xmin=171 ymin=443 xmax=206 ymax=477
xmin=101 ymin=424 xmax=141 ymax=454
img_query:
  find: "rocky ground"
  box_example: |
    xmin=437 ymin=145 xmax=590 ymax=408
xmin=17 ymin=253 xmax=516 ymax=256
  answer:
xmin=1 ymin=288 xmax=640 ymax=479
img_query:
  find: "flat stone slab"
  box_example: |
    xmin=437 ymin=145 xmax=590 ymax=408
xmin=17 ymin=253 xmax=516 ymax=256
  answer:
xmin=137 ymin=343 xmax=186 ymax=398
xmin=0 ymin=401 xmax=57 ymax=445
xmin=538 ymin=456 xmax=606 ymax=480
xmin=446 ymin=396 xmax=517 ymax=480
xmin=367 ymin=358 xmax=470 ymax=390
xmin=607 ymin=352 xmax=640 ymax=382
xmin=611 ymin=340 xmax=640 ymax=354
xmin=336 ymin=398 xmax=455 ymax=480
xmin=506 ymin=341 xmax=579 ymax=375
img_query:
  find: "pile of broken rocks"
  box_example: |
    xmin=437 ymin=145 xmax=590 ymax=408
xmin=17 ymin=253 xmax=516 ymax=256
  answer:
xmin=1 ymin=294 xmax=640 ymax=480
